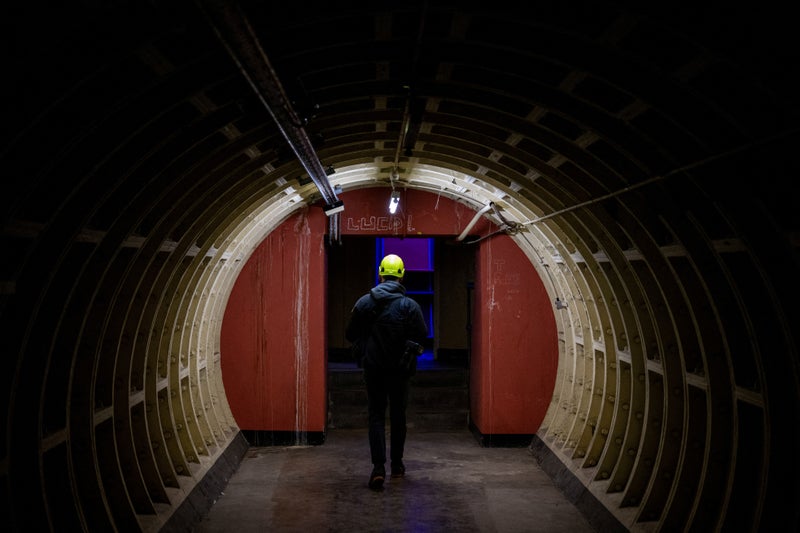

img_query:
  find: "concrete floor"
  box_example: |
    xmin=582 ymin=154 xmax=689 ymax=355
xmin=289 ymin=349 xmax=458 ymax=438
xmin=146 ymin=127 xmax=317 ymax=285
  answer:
xmin=193 ymin=428 xmax=596 ymax=532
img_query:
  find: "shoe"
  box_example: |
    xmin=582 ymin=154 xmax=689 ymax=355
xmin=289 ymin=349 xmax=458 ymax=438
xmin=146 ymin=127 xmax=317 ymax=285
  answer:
xmin=368 ymin=466 xmax=385 ymax=490
xmin=391 ymin=461 xmax=405 ymax=478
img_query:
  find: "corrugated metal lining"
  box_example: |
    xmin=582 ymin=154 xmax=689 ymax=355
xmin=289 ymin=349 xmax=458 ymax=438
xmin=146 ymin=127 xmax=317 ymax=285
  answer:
xmin=1 ymin=2 xmax=798 ymax=531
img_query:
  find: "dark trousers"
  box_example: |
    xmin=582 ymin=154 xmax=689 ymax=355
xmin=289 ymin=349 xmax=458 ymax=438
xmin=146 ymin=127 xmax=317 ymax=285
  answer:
xmin=364 ymin=367 xmax=410 ymax=467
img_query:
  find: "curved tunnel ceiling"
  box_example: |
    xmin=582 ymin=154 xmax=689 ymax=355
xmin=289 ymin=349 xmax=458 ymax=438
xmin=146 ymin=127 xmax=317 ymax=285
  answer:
xmin=3 ymin=1 xmax=799 ymax=531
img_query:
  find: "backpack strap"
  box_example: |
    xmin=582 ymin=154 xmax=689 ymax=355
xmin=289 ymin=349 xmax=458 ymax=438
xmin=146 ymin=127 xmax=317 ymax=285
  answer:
xmin=351 ymin=295 xmax=390 ymax=367
xmin=367 ymin=294 xmax=391 ymax=330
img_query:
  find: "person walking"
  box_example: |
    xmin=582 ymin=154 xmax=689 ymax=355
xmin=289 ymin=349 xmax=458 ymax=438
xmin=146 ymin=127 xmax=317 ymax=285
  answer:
xmin=345 ymin=253 xmax=428 ymax=490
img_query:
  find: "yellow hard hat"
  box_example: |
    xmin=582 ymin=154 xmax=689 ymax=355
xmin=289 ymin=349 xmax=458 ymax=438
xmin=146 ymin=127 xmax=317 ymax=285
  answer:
xmin=379 ymin=254 xmax=405 ymax=279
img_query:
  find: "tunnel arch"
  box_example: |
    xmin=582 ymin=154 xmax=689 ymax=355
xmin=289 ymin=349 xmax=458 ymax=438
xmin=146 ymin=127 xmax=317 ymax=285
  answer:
xmin=3 ymin=2 xmax=798 ymax=532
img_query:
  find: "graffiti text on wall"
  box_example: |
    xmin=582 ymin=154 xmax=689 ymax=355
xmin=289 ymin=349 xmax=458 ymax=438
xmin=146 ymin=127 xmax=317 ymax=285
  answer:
xmin=345 ymin=215 xmax=416 ymax=233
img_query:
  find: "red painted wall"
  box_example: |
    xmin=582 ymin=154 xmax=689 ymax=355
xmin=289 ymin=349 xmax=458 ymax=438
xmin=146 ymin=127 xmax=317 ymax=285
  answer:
xmin=337 ymin=187 xmax=495 ymax=237
xmin=471 ymin=234 xmax=558 ymax=435
xmin=220 ymin=208 xmax=327 ymax=433
xmin=220 ymin=188 xmax=557 ymax=436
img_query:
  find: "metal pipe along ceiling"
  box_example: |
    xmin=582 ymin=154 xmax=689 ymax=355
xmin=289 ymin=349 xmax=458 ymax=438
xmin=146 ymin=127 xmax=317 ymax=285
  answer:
xmin=197 ymin=0 xmax=341 ymax=212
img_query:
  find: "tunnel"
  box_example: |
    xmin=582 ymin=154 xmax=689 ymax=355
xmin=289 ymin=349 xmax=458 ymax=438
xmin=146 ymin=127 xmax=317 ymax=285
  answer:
xmin=3 ymin=2 xmax=799 ymax=531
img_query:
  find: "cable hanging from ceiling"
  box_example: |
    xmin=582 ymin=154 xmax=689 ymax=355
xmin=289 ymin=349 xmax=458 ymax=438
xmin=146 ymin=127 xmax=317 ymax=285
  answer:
xmin=197 ymin=0 xmax=344 ymax=242
xmin=386 ymin=1 xmax=428 ymax=217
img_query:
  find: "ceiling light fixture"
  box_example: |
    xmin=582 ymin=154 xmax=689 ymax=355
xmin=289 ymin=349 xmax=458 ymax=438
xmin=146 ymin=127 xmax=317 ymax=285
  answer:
xmin=388 ymin=166 xmax=401 ymax=214
xmin=389 ymin=189 xmax=400 ymax=214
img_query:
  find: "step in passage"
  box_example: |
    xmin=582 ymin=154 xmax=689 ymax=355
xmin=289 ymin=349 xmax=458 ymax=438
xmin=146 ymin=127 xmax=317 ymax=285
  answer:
xmin=327 ymin=365 xmax=470 ymax=430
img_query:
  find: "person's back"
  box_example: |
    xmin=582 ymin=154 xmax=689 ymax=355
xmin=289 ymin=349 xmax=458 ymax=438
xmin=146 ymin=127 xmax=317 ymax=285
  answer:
xmin=350 ymin=280 xmax=424 ymax=372
xmin=345 ymin=254 xmax=427 ymax=490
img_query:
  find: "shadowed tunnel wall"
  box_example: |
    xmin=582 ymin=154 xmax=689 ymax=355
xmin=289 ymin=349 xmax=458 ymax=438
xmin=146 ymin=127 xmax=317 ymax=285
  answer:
xmin=3 ymin=2 xmax=800 ymax=532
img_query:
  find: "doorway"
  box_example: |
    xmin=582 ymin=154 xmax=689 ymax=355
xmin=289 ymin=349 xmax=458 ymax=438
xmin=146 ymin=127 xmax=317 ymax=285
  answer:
xmin=377 ymin=236 xmax=435 ymax=362
xmin=326 ymin=235 xmax=474 ymax=368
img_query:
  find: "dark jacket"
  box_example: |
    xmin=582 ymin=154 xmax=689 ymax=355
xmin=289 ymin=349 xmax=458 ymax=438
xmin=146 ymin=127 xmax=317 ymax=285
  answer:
xmin=345 ymin=280 xmax=428 ymax=372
